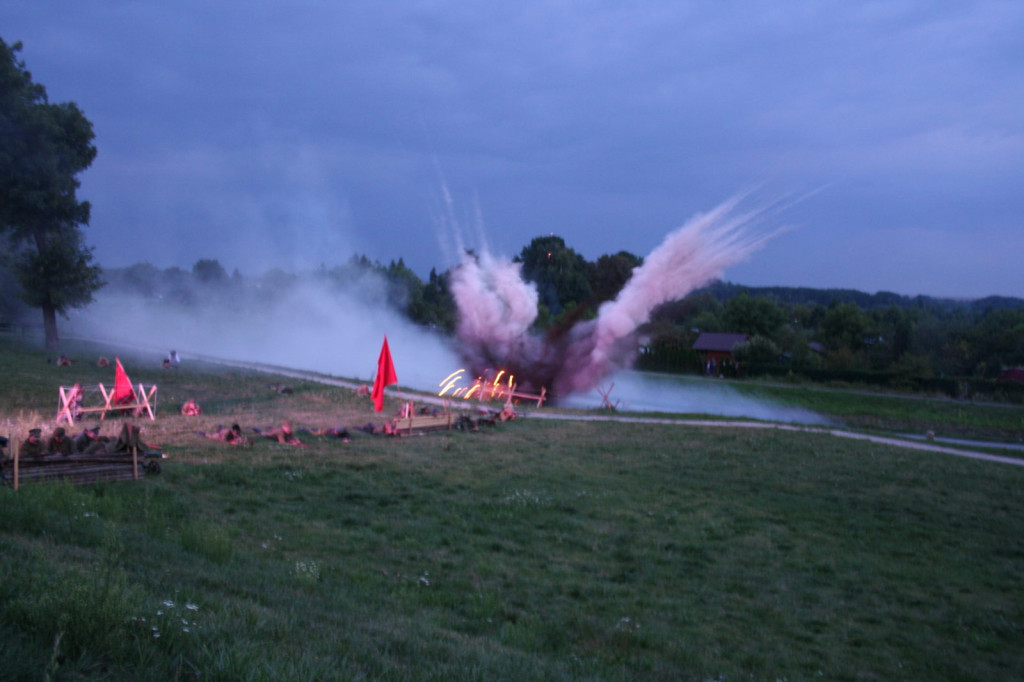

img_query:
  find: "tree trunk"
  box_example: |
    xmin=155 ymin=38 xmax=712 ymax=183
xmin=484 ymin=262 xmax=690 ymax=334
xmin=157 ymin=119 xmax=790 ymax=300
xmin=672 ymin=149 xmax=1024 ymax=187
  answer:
xmin=42 ymin=305 xmax=59 ymax=351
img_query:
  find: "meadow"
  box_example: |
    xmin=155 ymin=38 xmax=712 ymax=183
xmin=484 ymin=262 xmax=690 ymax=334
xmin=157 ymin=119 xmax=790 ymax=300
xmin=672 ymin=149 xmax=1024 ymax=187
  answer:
xmin=730 ymin=380 xmax=1024 ymax=445
xmin=1 ymin=337 xmax=1022 ymax=681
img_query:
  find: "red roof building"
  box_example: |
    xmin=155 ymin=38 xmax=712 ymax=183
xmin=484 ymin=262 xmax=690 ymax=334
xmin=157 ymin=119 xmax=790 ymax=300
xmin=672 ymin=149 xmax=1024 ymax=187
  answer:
xmin=997 ymin=368 xmax=1024 ymax=383
xmin=692 ymin=332 xmax=748 ymax=371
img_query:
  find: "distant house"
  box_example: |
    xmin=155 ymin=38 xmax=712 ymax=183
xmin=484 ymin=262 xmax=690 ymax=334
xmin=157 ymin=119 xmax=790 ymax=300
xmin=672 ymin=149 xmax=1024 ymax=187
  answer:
xmin=692 ymin=332 xmax=748 ymax=370
xmin=997 ymin=368 xmax=1024 ymax=383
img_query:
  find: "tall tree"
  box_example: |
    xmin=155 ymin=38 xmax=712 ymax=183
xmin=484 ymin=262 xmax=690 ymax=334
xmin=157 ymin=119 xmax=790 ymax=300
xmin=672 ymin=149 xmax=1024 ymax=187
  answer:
xmin=588 ymin=250 xmax=642 ymax=303
xmin=0 ymin=39 xmax=102 ymax=349
xmin=410 ymin=267 xmax=456 ymax=332
xmin=515 ymin=235 xmax=593 ymax=315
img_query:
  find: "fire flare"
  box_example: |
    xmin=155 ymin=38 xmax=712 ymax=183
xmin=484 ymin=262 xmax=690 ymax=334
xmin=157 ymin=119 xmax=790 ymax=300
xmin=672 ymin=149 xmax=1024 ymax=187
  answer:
xmin=438 ymin=368 xmax=518 ymax=403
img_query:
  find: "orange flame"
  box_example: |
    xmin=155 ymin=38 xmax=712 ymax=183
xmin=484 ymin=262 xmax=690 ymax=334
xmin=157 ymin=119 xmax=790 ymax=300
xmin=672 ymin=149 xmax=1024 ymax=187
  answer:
xmin=438 ymin=369 xmax=466 ymax=397
xmin=439 ymin=368 xmax=519 ymax=402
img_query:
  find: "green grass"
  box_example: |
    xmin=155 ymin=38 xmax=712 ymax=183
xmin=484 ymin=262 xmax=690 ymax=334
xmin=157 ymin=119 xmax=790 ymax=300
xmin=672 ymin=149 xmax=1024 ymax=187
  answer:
xmin=729 ymin=379 xmax=1024 ymax=443
xmin=2 ymin=337 xmax=1023 ymax=680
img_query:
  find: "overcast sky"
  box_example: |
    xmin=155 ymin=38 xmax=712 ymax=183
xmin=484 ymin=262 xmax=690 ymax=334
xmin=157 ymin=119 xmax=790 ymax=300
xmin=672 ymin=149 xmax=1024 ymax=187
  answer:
xmin=5 ymin=1 xmax=1023 ymax=298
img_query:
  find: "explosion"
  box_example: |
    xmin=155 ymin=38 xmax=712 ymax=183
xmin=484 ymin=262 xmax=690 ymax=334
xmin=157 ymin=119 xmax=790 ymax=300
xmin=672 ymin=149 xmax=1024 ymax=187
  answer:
xmin=448 ymin=195 xmax=779 ymax=401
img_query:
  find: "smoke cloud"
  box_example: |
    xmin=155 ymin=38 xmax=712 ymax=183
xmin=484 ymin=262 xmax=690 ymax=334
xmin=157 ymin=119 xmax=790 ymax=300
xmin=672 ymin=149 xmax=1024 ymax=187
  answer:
xmin=450 ymin=195 xmax=779 ymax=398
xmin=562 ymin=371 xmax=829 ymax=425
xmin=59 ymin=193 xmax=814 ymax=423
xmin=66 ymin=273 xmax=460 ymax=390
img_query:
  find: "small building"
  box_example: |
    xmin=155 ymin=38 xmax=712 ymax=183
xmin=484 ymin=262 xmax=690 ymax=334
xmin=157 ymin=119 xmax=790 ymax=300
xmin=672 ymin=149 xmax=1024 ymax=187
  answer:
xmin=692 ymin=332 xmax=748 ymax=372
xmin=997 ymin=368 xmax=1024 ymax=383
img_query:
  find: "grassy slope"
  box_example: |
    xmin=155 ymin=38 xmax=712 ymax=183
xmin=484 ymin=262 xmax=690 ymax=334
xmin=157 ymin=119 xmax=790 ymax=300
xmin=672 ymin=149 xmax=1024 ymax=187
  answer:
xmin=1 ymin=337 xmax=1023 ymax=681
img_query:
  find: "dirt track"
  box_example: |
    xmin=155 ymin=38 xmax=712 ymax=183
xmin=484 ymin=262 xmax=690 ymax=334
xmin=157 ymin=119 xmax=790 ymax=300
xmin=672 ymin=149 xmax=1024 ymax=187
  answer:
xmin=527 ymin=412 xmax=1024 ymax=467
xmin=210 ymin=357 xmax=1024 ymax=468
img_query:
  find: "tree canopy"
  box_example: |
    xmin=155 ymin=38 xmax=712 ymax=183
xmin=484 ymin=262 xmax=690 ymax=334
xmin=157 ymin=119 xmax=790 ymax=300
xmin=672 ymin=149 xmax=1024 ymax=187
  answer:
xmin=588 ymin=250 xmax=642 ymax=304
xmin=0 ymin=38 xmax=103 ymax=349
xmin=515 ymin=235 xmax=593 ymax=316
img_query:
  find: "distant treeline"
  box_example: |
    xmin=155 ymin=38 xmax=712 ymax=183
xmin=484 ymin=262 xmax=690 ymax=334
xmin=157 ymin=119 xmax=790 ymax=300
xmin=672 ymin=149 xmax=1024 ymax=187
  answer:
xmin=699 ymin=280 xmax=1024 ymax=317
xmin=638 ymin=281 xmax=1024 ymax=402
xmin=2 ymin=235 xmax=1022 ymax=399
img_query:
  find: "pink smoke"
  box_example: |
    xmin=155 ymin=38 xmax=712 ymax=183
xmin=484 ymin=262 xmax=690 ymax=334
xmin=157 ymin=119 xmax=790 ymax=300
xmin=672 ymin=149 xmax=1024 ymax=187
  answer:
xmin=450 ymin=196 xmax=778 ymax=399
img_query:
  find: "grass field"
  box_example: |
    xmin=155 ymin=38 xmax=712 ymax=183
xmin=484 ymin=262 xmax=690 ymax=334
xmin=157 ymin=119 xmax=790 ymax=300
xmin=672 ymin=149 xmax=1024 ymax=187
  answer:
xmin=1 ymin=337 xmax=1023 ymax=681
xmin=730 ymin=380 xmax=1024 ymax=445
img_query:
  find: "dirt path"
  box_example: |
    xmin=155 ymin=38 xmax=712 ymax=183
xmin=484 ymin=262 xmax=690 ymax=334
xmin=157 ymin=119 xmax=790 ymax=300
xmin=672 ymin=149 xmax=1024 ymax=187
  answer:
xmin=228 ymin=359 xmax=1024 ymax=468
xmin=527 ymin=412 xmax=1024 ymax=467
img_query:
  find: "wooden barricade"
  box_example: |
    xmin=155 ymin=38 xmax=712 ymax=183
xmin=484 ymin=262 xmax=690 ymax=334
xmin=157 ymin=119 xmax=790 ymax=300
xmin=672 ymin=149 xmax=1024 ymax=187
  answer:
xmin=392 ymin=401 xmax=455 ymax=436
xmin=56 ymin=383 xmax=158 ymax=425
xmin=476 ymin=381 xmax=547 ymax=407
xmin=513 ymin=385 xmax=547 ymax=407
xmin=1 ymin=438 xmax=160 ymax=490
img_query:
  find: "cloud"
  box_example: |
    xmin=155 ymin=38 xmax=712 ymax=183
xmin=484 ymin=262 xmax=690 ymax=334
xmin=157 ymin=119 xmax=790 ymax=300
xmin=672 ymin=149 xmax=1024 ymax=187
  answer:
xmin=4 ymin=0 xmax=1023 ymax=298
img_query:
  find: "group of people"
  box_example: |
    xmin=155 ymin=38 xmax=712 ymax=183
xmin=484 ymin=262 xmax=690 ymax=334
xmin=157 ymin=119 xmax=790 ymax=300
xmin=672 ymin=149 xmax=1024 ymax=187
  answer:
xmin=197 ymin=420 xmax=309 ymax=447
xmin=51 ymin=354 xmax=113 ymax=368
xmin=18 ymin=427 xmax=76 ymax=457
xmin=254 ymin=421 xmax=307 ymax=446
xmin=351 ymin=400 xmax=517 ymax=436
xmin=10 ymin=423 xmax=154 ymax=458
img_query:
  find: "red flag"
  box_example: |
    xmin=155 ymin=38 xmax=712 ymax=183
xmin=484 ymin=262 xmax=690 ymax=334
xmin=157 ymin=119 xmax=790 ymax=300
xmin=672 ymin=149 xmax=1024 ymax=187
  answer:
xmin=113 ymin=357 xmax=136 ymax=405
xmin=371 ymin=336 xmax=398 ymax=412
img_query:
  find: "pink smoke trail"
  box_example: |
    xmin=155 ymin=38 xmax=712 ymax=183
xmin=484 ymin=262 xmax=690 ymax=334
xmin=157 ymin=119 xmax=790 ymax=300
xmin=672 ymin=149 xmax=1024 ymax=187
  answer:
xmin=557 ymin=196 xmax=778 ymax=394
xmin=450 ymin=195 xmax=779 ymax=399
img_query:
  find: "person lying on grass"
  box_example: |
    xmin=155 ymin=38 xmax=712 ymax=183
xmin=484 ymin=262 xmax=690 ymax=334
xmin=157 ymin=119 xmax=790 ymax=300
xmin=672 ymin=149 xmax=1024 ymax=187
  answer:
xmin=299 ymin=426 xmax=351 ymax=443
xmin=253 ymin=421 xmax=307 ymax=447
xmin=197 ymin=424 xmax=252 ymax=447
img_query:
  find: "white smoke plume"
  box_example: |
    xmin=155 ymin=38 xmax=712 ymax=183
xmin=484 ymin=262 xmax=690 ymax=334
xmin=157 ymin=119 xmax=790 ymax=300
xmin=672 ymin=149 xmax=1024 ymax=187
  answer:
xmin=65 ymin=273 xmax=460 ymax=390
xmin=562 ymin=370 xmax=829 ymax=425
xmin=450 ymin=195 xmax=780 ymax=398
xmin=60 ymin=193 xmax=787 ymax=418
xmin=449 ymin=252 xmax=539 ymax=357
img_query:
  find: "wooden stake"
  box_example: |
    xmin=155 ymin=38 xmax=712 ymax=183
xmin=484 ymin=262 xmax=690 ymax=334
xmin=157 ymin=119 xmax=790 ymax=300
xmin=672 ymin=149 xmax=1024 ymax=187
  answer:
xmin=13 ymin=435 xmax=20 ymax=491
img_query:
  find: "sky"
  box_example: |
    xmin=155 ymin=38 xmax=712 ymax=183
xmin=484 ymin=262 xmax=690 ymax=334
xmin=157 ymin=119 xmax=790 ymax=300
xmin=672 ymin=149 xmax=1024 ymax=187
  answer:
xmin=5 ymin=1 xmax=1023 ymax=299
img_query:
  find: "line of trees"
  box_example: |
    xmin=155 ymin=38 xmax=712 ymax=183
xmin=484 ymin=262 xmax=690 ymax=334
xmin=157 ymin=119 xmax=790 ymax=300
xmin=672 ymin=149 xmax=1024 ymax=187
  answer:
xmin=89 ymin=239 xmax=1024 ymax=390
xmin=640 ymin=289 xmax=1024 ymax=384
xmin=92 ymin=233 xmax=644 ymax=335
xmin=6 ymin=211 xmax=1023 ymax=390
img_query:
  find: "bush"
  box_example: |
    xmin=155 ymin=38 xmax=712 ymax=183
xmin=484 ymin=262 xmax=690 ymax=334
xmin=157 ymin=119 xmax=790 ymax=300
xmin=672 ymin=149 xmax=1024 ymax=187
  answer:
xmin=732 ymin=335 xmax=780 ymax=365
